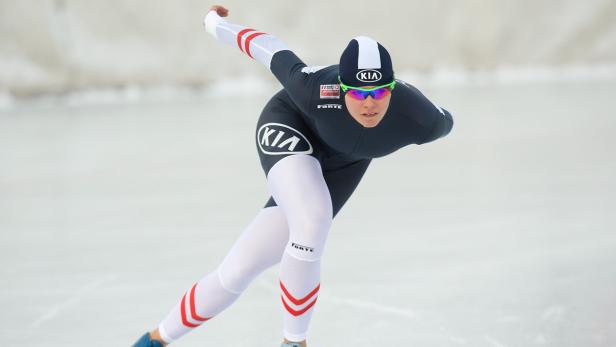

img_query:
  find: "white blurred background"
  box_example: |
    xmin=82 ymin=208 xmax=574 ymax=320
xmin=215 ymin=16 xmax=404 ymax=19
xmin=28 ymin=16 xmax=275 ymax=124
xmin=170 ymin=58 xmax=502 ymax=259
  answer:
xmin=1 ymin=1 xmax=615 ymax=347
xmin=1 ymin=0 xmax=616 ymax=98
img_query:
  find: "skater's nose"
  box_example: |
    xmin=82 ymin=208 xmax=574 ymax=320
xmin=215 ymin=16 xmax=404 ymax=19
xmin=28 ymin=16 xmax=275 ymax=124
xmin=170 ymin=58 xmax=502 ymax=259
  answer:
xmin=362 ymin=96 xmax=377 ymax=108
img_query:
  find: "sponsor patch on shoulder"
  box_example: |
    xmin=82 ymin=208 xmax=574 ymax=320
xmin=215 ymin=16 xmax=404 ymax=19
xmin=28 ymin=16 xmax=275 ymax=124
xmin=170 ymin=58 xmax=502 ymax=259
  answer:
xmin=320 ymin=84 xmax=340 ymax=99
xmin=257 ymin=123 xmax=313 ymax=155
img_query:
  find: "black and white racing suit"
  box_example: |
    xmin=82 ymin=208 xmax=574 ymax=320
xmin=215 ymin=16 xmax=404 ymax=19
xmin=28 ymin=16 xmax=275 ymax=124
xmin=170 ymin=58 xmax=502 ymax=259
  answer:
xmin=155 ymin=11 xmax=453 ymax=344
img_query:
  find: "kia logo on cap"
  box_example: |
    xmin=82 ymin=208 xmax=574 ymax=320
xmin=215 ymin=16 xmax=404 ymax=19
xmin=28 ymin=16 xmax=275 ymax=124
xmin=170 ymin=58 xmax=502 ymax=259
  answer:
xmin=356 ymin=69 xmax=382 ymax=83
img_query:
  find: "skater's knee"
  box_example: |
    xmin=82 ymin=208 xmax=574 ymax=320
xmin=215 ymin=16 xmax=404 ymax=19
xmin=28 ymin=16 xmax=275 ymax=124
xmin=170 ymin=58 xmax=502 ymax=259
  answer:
xmin=285 ymin=203 xmax=332 ymax=261
xmin=217 ymin=262 xmax=262 ymax=294
xmin=285 ymin=218 xmax=331 ymax=261
xmin=288 ymin=202 xmax=332 ymax=239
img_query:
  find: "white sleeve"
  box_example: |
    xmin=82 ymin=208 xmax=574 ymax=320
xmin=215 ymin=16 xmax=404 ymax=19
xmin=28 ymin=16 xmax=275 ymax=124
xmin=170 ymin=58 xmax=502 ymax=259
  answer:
xmin=203 ymin=11 xmax=290 ymax=69
xmin=204 ymin=11 xmax=225 ymax=39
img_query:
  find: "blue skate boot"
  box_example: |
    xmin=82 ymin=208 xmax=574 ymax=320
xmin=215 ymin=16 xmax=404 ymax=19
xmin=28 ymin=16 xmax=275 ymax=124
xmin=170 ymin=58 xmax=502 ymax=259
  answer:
xmin=132 ymin=332 xmax=164 ymax=347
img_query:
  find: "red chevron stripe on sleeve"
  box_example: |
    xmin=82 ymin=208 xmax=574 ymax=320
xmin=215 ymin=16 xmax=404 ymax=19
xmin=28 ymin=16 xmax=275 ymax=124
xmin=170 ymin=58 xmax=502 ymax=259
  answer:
xmin=236 ymin=28 xmax=256 ymax=53
xmin=244 ymin=32 xmax=266 ymax=58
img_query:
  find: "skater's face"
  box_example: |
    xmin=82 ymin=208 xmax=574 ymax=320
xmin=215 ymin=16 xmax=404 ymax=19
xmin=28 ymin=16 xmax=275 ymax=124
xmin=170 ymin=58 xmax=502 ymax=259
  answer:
xmin=344 ymin=86 xmax=392 ymax=128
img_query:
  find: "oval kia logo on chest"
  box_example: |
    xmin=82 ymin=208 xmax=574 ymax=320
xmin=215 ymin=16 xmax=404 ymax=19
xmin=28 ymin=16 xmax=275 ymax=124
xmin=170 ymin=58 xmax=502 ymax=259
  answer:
xmin=356 ymin=69 xmax=382 ymax=83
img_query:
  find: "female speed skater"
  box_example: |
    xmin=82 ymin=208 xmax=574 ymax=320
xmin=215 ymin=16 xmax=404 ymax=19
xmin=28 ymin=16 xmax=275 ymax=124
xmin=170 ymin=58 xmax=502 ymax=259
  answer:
xmin=133 ymin=4 xmax=453 ymax=347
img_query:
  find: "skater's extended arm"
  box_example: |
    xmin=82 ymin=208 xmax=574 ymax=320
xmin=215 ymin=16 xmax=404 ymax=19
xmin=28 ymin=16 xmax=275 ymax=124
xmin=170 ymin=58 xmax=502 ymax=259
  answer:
xmin=395 ymin=80 xmax=454 ymax=144
xmin=204 ymin=5 xmax=318 ymax=111
xmin=419 ymin=100 xmax=453 ymax=144
xmin=204 ymin=6 xmax=290 ymax=69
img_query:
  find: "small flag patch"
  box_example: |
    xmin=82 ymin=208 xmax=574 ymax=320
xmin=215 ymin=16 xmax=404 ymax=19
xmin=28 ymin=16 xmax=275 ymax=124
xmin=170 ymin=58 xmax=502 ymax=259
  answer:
xmin=320 ymin=84 xmax=340 ymax=99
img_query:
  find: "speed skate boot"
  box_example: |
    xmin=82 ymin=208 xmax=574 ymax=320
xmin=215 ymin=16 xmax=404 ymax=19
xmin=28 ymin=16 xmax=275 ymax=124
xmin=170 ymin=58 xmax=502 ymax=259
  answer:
xmin=132 ymin=332 xmax=164 ymax=347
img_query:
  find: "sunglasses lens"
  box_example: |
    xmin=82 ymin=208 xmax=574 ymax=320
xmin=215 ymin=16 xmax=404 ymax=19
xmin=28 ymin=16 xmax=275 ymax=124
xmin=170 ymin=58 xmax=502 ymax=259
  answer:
xmin=342 ymin=82 xmax=394 ymax=100
xmin=347 ymin=89 xmax=368 ymax=100
xmin=371 ymin=87 xmax=391 ymax=100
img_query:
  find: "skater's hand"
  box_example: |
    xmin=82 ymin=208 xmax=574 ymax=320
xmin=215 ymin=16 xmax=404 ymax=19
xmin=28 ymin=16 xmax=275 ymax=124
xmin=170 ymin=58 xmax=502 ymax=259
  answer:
xmin=209 ymin=5 xmax=229 ymax=17
xmin=204 ymin=5 xmax=228 ymax=37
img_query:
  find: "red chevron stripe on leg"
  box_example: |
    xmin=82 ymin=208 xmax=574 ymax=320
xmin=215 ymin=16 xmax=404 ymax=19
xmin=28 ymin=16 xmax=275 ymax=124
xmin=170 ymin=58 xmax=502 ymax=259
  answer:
xmin=236 ymin=28 xmax=256 ymax=53
xmin=180 ymin=292 xmax=200 ymax=328
xmin=180 ymin=283 xmax=212 ymax=328
xmin=281 ymin=295 xmax=318 ymax=316
xmin=279 ymin=281 xmax=320 ymax=305
xmin=189 ymin=283 xmax=211 ymax=322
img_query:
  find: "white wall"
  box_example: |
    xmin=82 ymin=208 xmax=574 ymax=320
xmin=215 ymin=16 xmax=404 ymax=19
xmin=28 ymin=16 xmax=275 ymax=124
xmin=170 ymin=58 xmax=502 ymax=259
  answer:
xmin=1 ymin=0 xmax=615 ymax=96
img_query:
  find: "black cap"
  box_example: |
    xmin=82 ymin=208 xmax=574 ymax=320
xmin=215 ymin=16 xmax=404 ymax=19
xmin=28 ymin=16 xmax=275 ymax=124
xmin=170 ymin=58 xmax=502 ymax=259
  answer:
xmin=339 ymin=36 xmax=394 ymax=87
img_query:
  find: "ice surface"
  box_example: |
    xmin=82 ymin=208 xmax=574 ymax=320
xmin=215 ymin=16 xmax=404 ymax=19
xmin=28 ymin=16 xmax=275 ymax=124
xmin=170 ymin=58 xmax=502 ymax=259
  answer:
xmin=1 ymin=80 xmax=615 ymax=346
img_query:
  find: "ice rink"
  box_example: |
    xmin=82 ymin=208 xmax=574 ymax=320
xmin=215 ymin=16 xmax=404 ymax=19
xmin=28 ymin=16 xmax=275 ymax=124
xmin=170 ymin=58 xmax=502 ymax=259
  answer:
xmin=1 ymin=79 xmax=615 ymax=346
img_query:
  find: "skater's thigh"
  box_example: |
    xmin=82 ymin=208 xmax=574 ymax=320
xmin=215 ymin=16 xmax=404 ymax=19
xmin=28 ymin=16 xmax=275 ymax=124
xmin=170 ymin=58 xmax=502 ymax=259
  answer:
xmin=257 ymin=91 xmax=331 ymax=221
xmin=266 ymin=154 xmax=332 ymax=223
xmin=323 ymin=158 xmax=371 ymax=217
xmin=256 ymin=90 xmax=324 ymax=177
xmin=264 ymin=156 xmax=371 ymax=218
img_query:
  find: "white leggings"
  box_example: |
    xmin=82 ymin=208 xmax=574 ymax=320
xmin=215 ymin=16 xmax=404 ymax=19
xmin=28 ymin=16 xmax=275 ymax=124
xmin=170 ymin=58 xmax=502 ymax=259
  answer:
xmin=158 ymin=155 xmax=332 ymax=343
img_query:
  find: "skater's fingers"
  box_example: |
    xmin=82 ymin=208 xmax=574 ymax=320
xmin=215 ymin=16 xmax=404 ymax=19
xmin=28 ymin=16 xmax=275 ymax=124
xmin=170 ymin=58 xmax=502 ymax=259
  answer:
xmin=209 ymin=5 xmax=229 ymax=17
